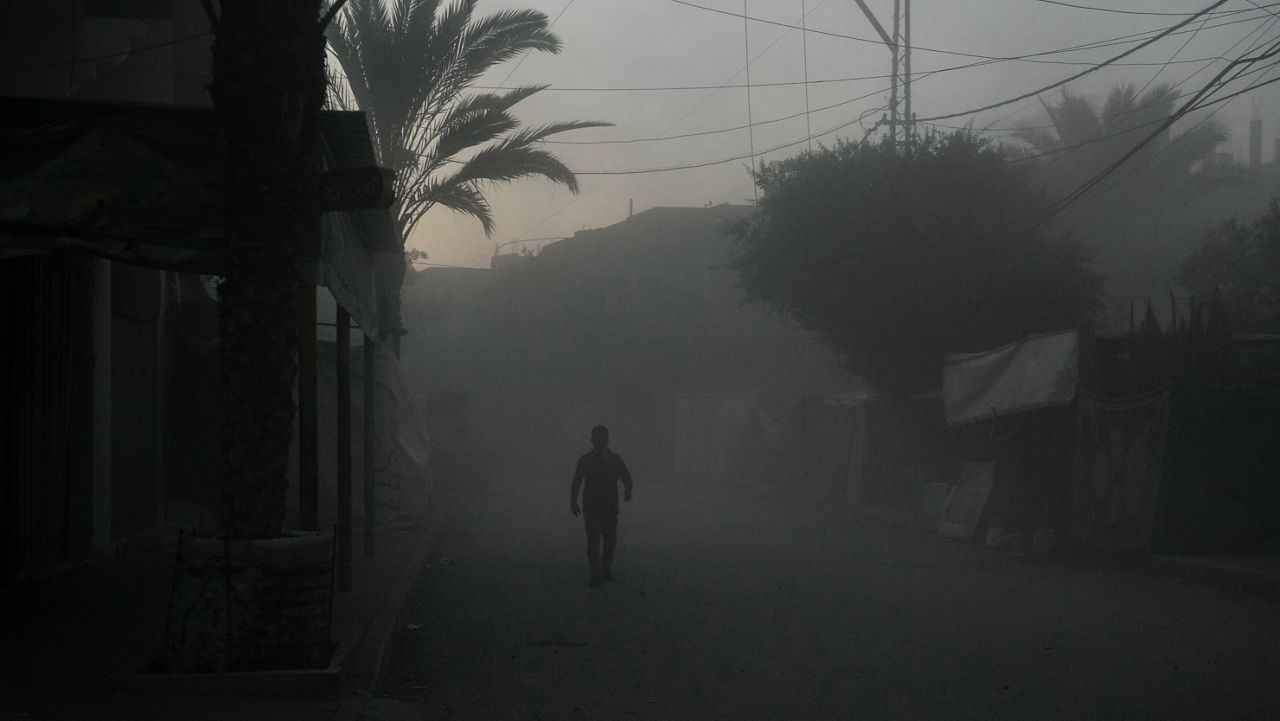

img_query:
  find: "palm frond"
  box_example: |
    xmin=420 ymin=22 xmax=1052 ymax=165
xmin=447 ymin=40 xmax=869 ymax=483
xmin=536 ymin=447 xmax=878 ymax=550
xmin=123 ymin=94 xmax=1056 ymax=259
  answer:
xmin=500 ymin=119 xmax=613 ymax=146
xmin=1049 ymin=89 xmax=1100 ymax=149
xmin=405 ymin=179 xmax=495 ymax=234
xmin=326 ymin=0 xmax=608 ymax=240
xmin=447 ymin=143 xmax=579 ymax=192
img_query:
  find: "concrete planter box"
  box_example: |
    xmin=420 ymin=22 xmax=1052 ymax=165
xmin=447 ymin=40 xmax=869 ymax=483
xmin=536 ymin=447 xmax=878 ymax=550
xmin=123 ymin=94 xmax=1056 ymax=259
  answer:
xmin=159 ymin=533 xmax=336 ymax=675
xmin=112 ymin=646 xmax=343 ymax=700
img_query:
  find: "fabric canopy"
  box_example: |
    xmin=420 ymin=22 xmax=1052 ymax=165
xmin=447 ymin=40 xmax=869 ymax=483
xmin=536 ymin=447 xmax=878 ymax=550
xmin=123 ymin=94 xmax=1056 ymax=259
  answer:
xmin=943 ymin=330 xmax=1079 ymax=425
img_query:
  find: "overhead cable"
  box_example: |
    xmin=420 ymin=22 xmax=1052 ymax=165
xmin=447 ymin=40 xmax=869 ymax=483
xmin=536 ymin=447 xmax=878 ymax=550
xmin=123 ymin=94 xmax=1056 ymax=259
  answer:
xmin=1053 ymin=33 xmax=1280 ymax=214
xmin=543 ymin=11 xmax=1274 ymax=147
xmin=1032 ymin=0 xmax=1275 ymax=16
xmin=915 ymin=0 xmax=1234 ymax=123
xmin=668 ymin=0 xmax=1252 ymax=66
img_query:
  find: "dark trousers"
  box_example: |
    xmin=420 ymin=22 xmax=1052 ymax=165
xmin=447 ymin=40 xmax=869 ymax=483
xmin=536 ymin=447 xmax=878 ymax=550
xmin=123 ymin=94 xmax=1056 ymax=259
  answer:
xmin=583 ymin=510 xmax=618 ymax=579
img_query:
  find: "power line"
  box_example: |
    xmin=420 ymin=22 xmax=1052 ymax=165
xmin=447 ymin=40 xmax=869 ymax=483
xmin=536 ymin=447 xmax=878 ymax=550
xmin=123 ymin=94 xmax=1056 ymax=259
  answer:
xmin=667 ymin=0 xmax=1260 ymax=67
xmin=542 ymin=13 xmax=1273 ymax=148
xmin=1004 ymin=59 xmax=1280 ymax=166
xmin=916 ymin=0 xmax=1234 ymax=123
xmin=948 ymin=7 xmax=1279 ymax=133
xmin=513 ymin=0 xmax=831 ymax=239
xmin=510 ymin=0 xmax=1249 ymax=234
xmin=492 ymin=0 xmax=577 ymax=89
xmin=433 ymin=2 xmax=1258 ymax=182
xmin=1032 ymin=0 xmax=1274 ymax=16
xmin=1085 ymin=56 xmax=1280 ymax=201
xmin=330 ymin=10 xmax=1280 ymax=97
xmin=1028 ymin=9 xmax=1224 ymax=176
xmin=1053 ymin=32 xmax=1280 ymax=214
xmin=569 ymin=105 xmax=885 ymax=175
xmin=1013 ymin=33 xmax=1280 ymax=163
xmin=545 ymin=14 xmax=1278 ymax=178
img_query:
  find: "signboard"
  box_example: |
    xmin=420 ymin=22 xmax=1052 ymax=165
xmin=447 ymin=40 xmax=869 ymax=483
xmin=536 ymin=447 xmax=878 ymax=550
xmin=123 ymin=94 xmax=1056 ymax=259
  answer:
xmin=938 ymin=462 xmax=995 ymax=540
xmin=313 ymin=166 xmax=394 ymax=212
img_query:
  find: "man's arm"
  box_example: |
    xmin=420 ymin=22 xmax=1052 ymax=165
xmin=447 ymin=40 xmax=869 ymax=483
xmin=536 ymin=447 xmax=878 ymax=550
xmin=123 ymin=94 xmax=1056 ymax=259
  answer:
xmin=618 ymin=456 xmax=633 ymax=502
xmin=570 ymin=458 xmax=584 ymax=516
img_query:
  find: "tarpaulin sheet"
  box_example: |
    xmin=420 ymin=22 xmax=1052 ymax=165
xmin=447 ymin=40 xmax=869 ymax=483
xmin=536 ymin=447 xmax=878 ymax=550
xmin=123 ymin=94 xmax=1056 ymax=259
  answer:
xmin=1070 ymin=391 xmax=1170 ymax=553
xmin=943 ymin=330 xmax=1079 ymax=425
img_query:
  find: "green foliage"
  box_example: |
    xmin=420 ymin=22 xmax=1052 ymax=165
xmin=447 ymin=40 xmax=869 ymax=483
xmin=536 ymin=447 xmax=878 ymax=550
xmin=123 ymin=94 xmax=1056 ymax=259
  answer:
xmin=732 ymin=132 xmax=1101 ymax=395
xmin=1178 ymin=202 xmax=1280 ymax=333
xmin=327 ymin=0 xmax=610 ymax=238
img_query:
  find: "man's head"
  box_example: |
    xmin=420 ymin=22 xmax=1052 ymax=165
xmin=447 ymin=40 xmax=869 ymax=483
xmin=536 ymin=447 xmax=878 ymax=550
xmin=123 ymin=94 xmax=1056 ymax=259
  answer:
xmin=591 ymin=425 xmax=610 ymax=451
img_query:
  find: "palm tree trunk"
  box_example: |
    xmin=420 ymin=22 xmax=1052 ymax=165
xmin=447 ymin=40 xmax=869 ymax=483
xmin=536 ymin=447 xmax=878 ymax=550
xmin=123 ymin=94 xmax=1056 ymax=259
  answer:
xmin=211 ymin=1 xmax=327 ymax=540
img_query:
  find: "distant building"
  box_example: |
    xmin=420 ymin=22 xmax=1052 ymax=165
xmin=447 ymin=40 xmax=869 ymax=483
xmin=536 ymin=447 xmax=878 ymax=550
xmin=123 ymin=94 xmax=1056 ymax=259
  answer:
xmin=397 ymin=204 xmax=863 ymax=482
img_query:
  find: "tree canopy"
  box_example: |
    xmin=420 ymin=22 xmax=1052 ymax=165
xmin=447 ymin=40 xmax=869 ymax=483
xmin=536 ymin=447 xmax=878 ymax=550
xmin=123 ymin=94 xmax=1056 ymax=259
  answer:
xmin=732 ymin=132 xmax=1102 ymax=395
xmin=1179 ymin=202 xmax=1280 ymax=333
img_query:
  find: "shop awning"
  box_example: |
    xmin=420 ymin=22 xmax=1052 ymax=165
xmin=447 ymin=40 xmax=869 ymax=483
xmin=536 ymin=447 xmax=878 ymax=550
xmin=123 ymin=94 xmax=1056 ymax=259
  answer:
xmin=0 ymin=95 xmax=397 ymax=338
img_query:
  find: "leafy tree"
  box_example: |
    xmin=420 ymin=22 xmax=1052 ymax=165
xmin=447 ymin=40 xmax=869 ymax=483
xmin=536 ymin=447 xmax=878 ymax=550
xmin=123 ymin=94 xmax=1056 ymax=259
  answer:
xmin=326 ymin=0 xmax=609 ymax=344
xmin=732 ymin=132 xmax=1101 ymax=395
xmin=1179 ymin=202 xmax=1280 ymax=333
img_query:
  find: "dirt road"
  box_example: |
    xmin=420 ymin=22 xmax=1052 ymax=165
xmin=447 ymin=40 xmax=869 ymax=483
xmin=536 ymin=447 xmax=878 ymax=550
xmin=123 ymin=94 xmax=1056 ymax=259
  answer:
xmin=365 ymin=468 xmax=1280 ymax=720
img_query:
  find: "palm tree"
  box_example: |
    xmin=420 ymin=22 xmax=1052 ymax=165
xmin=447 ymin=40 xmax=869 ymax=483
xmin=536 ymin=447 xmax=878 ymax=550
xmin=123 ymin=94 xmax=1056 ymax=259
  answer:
xmin=1011 ymin=83 xmax=1226 ymax=202
xmin=212 ymin=0 xmax=332 ymax=540
xmin=1011 ymin=83 xmax=1229 ymax=327
xmin=326 ymin=0 xmax=609 ymax=344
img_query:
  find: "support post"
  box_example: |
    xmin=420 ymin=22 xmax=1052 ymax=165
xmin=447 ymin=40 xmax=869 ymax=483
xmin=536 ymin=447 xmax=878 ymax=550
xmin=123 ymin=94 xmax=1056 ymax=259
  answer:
xmin=91 ymin=257 xmax=112 ymax=553
xmin=363 ymin=334 xmax=376 ymax=557
xmin=298 ymin=284 xmax=318 ymax=531
xmin=336 ymin=305 xmax=352 ymax=591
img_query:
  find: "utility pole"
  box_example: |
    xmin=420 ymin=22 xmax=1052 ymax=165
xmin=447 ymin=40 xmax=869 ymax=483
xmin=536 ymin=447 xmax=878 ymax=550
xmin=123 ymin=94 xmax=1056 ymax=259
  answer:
xmin=889 ymin=0 xmax=900 ymax=146
xmin=744 ymin=0 xmax=758 ymax=201
xmin=850 ymin=0 xmax=910 ymax=148
xmin=903 ymin=0 xmax=912 ymax=144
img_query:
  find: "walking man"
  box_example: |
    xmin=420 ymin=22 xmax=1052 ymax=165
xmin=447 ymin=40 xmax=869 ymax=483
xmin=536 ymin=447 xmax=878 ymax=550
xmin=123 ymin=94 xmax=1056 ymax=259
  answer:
xmin=570 ymin=425 xmax=633 ymax=587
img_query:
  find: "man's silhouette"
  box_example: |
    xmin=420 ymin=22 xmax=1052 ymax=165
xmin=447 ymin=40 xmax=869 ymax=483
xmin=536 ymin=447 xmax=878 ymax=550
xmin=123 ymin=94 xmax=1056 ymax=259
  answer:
xmin=570 ymin=425 xmax=633 ymax=587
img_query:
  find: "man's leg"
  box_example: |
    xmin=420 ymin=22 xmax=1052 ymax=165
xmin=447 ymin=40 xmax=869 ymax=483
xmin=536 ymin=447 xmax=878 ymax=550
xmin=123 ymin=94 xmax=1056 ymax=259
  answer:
xmin=600 ymin=512 xmax=618 ymax=581
xmin=584 ymin=512 xmax=603 ymax=586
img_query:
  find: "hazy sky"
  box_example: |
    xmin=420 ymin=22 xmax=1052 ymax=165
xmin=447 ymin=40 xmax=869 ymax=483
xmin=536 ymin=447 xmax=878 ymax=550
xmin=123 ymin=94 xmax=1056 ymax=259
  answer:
xmin=410 ymin=0 xmax=1280 ymax=268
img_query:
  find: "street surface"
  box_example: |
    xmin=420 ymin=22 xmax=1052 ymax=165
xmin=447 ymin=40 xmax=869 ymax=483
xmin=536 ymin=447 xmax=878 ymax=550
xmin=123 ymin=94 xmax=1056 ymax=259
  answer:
xmin=364 ymin=466 xmax=1280 ymax=720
